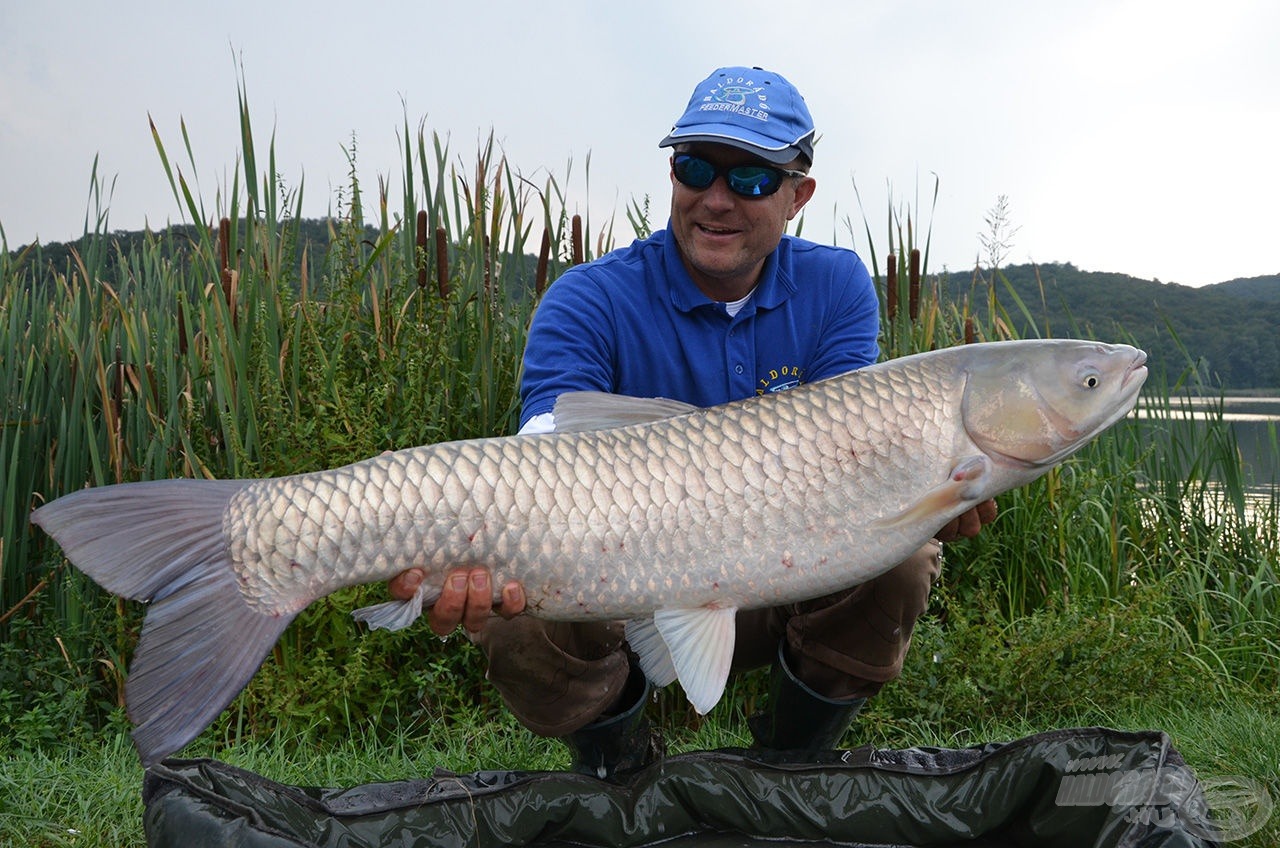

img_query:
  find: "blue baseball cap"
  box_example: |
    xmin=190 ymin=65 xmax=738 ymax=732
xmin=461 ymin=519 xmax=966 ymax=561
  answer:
xmin=659 ymin=66 xmax=816 ymax=165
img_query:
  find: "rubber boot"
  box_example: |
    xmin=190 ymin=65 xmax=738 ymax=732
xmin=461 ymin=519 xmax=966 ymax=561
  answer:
xmin=562 ymin=666 xmax=664 ymax=780
xmin=748 ymin=642 xmax=866 ymax=753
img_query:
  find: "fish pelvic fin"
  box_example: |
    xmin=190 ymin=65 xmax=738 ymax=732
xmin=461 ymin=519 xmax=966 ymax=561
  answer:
xmin=31 ymin=479 xmax=294 ymax=767
xmin=351 ymin=581 xmax=435 ymax=632
xmin=872 ymin=455 xmax=992 ymax=531
xmin=626 ymin=605 xmax=738 ymax=715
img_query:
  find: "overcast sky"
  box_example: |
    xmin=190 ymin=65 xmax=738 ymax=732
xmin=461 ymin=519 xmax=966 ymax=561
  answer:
xmin=2 ymin=0 xmax=1276 ymax=287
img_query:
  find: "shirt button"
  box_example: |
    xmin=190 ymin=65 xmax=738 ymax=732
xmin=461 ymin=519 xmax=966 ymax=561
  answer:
xmin=734 ymin=364 xmax=744 ymax=374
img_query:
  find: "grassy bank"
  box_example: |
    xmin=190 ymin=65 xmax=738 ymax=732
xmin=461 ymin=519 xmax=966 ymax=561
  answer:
xmin=3 ymin=673 xmax=1276 ymax=846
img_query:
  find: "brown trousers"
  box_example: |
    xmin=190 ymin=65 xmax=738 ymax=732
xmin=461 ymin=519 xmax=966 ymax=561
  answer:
xmin=473 ymin=540 xmax=942 ymax=737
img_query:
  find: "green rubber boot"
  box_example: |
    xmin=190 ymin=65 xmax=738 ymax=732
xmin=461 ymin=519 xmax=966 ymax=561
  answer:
xmin=748 ymin=642 xmax=866 ymax=753
xmin=562 ymin=666 xmax=665 ymax=780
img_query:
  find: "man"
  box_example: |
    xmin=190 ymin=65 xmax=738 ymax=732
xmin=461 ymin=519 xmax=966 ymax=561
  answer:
xmin=389 ymin=66 xmax=996 ymax=777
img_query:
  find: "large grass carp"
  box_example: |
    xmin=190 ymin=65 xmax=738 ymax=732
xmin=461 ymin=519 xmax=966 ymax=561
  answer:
xmin=31 ymin=339 xmax=1147 ymax=766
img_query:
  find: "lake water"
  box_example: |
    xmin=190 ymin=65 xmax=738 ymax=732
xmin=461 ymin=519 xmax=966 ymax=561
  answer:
xmin=1160 ymin=396 xmax=1279 ymax=479
xmin=1134 ymin=395 xmax=1280 ymax=511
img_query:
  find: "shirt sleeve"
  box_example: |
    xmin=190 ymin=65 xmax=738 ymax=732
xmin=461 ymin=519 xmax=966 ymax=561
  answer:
xmin=518 ymin=270 xmax=618 ymax=428
xmin=517 ymin=412 xmax=556 ymax=435
xmin=804 ymin=251 xmax=881 ymax=381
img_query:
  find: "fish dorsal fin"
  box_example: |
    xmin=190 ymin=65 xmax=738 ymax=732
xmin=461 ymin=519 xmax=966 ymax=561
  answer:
xmin=626 ymin=606 xmax=738 ymax=715
xmin=551 ymin=392 xmax=699 ymax=433
xmin=872 ymin=454 xmax=992 ymax=530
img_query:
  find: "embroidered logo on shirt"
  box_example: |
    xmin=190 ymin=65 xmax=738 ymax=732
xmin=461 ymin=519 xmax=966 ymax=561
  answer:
xmin=757 ymin=365 xmax=803 ymax=395
xmin=699 ymin=75 xmax=770 ymax=123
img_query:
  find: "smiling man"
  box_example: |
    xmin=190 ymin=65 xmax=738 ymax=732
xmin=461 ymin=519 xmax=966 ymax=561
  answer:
xmin=389 ymin=66 xmax=996 ymax=778
xmin=666 ymin=146 xmax=814 ymax=302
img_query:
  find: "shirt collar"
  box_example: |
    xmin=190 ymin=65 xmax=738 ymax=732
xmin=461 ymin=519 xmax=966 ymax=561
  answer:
xmin=661 ymin=228 xmax=796 ymax=314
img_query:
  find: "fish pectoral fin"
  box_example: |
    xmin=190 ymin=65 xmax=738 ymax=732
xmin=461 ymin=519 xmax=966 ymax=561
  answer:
xmin=351 ymin=582 xmax=437 ymax=632
xmin=640 ymin=606 xmax=738 ymax=715
xmin=551 ymin=392 xmax=700 ymax=432
xmin=873 ymin=455 xmax=992 ymax=531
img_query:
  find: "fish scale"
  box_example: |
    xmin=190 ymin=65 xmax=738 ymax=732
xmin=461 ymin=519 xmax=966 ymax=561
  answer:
xmin=231 ymin=350 xmax=968 ymax=620
xmin=30 ymin=339 xmax=1147 ymax=765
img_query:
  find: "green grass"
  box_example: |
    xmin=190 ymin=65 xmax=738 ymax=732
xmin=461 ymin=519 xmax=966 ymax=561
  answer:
xmin=5 ymin=577 xmax=1274 ymax=845
xmin=1 ymin=695 xmax=1275 ymax=848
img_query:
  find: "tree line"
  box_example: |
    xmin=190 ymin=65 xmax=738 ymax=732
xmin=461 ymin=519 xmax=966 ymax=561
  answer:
xmin=9 ymin=226 xmax=1279 ymax=389
xmin=935 ymin=262 xmax=1280 ymax=390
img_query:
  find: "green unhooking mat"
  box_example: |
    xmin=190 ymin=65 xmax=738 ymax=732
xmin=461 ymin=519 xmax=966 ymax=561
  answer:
xmin=142 ymin=727 xmax=1228 ymax=847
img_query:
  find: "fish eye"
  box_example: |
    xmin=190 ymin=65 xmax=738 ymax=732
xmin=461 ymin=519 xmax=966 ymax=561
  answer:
xmin=1081 ymin=370 xmax=1101 ymax=389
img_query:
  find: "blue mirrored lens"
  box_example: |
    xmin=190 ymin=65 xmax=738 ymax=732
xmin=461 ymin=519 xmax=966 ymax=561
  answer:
xmin=673 ymin=155 xmax=717 ymax=189
xmin=726 ymin=167 xmax=776 ymax=197
xmin=672 ymin=155 xmax=785 ymax=198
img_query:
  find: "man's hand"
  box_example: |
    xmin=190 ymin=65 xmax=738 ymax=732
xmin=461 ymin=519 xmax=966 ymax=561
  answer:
xmin=936 ymin=499 xmax=998 ymax=542
xmin=388 ymin=567 xmax=526 ymax=637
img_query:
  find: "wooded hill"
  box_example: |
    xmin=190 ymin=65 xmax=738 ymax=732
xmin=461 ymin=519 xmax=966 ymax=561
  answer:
xmin=8 ymin=224 xmax=1278 ymax=389
xmin=936 ymin=262 xmax=1280 ymax=389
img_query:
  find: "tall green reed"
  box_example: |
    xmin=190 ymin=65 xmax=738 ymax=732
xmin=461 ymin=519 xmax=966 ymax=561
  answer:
xmin=2 ymin=79 xmax=606 ymax=736
xmin=850 ymin=175 xmax=955 ymax=358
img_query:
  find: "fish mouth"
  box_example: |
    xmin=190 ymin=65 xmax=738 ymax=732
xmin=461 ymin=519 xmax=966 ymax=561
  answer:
xmin=1122 ymin=349 xmax=1148 ymax=389
xmin=1107 ymin=348 xmax=1149 ymax=431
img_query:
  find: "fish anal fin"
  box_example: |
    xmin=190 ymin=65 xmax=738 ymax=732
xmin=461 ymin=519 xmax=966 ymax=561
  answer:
xmin=625 ymin=617 xmax=678 ymax=688
xmin=873 ymin=455 xmax=992 ymax=531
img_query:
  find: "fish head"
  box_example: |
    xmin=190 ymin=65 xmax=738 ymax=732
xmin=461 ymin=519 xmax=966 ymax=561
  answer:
xmin=960 ymin=340 xmax=1148 ymax=468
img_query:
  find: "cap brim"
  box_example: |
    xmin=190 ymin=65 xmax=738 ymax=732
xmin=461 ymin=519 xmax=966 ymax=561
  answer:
xmin=658 ymin=131 xmax=808 ymax=165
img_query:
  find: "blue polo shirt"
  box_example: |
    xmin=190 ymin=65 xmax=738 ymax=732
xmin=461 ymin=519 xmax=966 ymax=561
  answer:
xmin=519 ymin=227 xmax=880 ymax=426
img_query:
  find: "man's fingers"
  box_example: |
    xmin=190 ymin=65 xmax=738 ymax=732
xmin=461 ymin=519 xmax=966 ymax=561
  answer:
xmin=498 ymin=581 xmax=526 ymax=619
xmin=955 ymin=508 xmax=981 ymax=538
xmin=935 ymin=500 xmax=998 ymax=542
xmin=399 ymin=567 xmax=525 ymax=636
xmin=427 ymin=570 xmax=471 ymax=637
xmin=460 ymin=570 xmax=493 ymax=633
xmin=388 ymin=568 xmax=425 ymax=601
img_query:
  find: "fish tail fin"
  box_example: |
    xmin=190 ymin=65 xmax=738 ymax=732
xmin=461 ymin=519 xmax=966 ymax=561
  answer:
xmin=31 ymin=479 xmax=295 ymax=767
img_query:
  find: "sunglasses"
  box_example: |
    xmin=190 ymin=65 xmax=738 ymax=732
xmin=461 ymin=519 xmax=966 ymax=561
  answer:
xmin=671 ymin=154 xmax=807 ymax=199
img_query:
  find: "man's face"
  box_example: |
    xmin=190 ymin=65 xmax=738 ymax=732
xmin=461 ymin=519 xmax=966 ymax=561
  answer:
xmin=668 ymin=143 xmax=815 ymax=301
